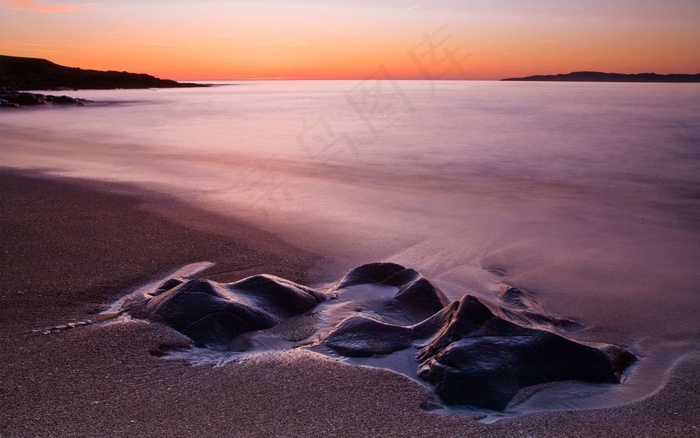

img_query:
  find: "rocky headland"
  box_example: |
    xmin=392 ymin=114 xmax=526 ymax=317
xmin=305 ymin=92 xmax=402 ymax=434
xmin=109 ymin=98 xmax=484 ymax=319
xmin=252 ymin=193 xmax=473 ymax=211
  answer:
xmin=503 ymin=71 xmax=700 ymax=83
xmin=0 ymin=54 xmax=208 ymax=90
xmin=0 ymin=54 xmax=209 ymax=107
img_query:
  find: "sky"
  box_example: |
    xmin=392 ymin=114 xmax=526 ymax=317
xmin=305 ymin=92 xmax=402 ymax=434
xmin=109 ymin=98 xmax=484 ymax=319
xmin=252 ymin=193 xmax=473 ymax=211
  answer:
xmin=1 ymin=0 xmax=699 ymax=80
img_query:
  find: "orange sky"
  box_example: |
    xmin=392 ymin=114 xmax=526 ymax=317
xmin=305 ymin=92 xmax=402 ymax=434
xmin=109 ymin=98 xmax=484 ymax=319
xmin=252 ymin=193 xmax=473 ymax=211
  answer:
xmin=1 ymin=0 xmax=699 ymax=80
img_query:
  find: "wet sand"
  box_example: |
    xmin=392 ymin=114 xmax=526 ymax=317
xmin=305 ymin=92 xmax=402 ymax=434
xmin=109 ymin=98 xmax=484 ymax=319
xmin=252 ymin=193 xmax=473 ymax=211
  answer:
xmin=1 ymin=170 xmax=699 ymax=437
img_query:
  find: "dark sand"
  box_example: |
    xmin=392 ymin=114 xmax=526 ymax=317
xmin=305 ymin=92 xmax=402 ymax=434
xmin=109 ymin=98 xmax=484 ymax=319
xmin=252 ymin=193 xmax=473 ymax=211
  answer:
xmin=1 ymin=170 xmax=699 ymax=437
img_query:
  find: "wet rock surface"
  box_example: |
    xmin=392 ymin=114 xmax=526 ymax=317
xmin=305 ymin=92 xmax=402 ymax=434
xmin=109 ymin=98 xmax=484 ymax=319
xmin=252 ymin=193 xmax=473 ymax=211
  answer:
xmin=415 ymin=297 xmax=635 ymax=410
xmin=123 ymin=262 xmax=636 ymax=411
xmin=125 ymin=275 xmax=325 ymax=349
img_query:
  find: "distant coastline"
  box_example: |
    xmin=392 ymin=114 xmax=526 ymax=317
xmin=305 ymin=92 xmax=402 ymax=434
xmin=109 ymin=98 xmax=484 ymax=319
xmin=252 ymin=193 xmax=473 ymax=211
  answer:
xmin=0 ymin=54 xmax=209 ymax=91
xmin=503 ymin=71 xmax=700 ymax=83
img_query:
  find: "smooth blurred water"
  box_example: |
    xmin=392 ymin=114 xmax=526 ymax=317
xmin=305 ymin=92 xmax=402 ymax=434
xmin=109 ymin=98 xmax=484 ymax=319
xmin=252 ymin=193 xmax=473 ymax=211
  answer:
xmin=2 ymin=81 xmax=700 ymax=411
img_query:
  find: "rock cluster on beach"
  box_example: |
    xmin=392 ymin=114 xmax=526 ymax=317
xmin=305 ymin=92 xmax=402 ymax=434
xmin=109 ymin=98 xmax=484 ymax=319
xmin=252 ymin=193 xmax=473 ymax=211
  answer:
xmin=0 ymin=91 xmax=90 ymax=107
xmin=123 ymin=262 xmax=636 ymax=411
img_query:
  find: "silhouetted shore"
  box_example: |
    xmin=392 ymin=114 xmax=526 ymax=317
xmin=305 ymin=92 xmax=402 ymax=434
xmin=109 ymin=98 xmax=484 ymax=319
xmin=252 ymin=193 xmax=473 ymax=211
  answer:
xmin=503 ymin=71 xmax=700 ymax=83
xmin=0 ymin=54 xmax=209 ymax=90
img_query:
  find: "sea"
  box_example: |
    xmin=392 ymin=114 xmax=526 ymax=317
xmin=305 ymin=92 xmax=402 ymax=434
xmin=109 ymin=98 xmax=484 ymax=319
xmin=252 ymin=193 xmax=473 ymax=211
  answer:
xmin=1 ymin=80 xmax=699 ymax=417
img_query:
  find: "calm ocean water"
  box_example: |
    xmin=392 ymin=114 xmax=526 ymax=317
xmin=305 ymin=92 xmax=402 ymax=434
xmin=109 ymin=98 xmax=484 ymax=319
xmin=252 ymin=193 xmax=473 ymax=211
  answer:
xmin=2 ymin=80 xmax=699 ymax=414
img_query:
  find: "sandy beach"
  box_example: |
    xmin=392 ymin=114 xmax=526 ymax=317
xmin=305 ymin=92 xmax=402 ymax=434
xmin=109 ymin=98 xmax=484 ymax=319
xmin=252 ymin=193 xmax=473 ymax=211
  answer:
xmin=1 ymin=170 xmax=699 ymax=437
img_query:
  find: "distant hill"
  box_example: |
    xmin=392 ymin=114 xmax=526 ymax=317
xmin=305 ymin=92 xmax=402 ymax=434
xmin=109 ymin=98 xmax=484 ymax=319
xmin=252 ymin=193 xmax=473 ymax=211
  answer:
xmin=503 ymin=71 xmax=700 ymax=83
xmin=0 ymin=55 xmax=208 ymax=90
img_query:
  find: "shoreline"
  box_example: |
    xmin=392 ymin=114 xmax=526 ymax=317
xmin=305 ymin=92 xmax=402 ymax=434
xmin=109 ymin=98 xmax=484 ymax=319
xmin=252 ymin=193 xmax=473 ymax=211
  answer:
xmin=1 ymin=169 xmax=699 ymax=436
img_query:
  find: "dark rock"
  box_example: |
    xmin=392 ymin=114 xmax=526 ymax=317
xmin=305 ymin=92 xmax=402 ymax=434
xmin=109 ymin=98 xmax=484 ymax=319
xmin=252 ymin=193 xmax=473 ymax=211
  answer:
xmin=416 ymin=299 xmax=636 ymax=410
xmin=46 ymin=94 xmax=80 ymax=104
xmin=0 ymin=91 xmax=91 ymax=108
xmin=322 ymin=315 xmax=413 ymax=357
xmin=125 ymin=275 xmax=325 ymax=349
xmin=1 ymin=91 xmax=46 ymax=106
xmin=384 ymin=275 xmax=451 ymax=324
xmin=124 ymin=262 xmax=636 ymax=410
xmin=416 ymin=295 xmax=497 ymax=362
xmin=330 ymin=263 xmax=450 ymax=325
xmin=332 ymin=262 xmax=407 ymax=288
xmin=0 ymin=98 xmax=19 ymax=108
xmin=412 ymin=301 xmax=458 ymax=343
xmin=150 ymin=278 xmax=184 ymax=296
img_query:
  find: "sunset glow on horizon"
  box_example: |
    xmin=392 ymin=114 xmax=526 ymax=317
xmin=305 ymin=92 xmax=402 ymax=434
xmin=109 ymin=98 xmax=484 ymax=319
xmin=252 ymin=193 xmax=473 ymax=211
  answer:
xmin=2 ymin=0 xmax=699 ymax=81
